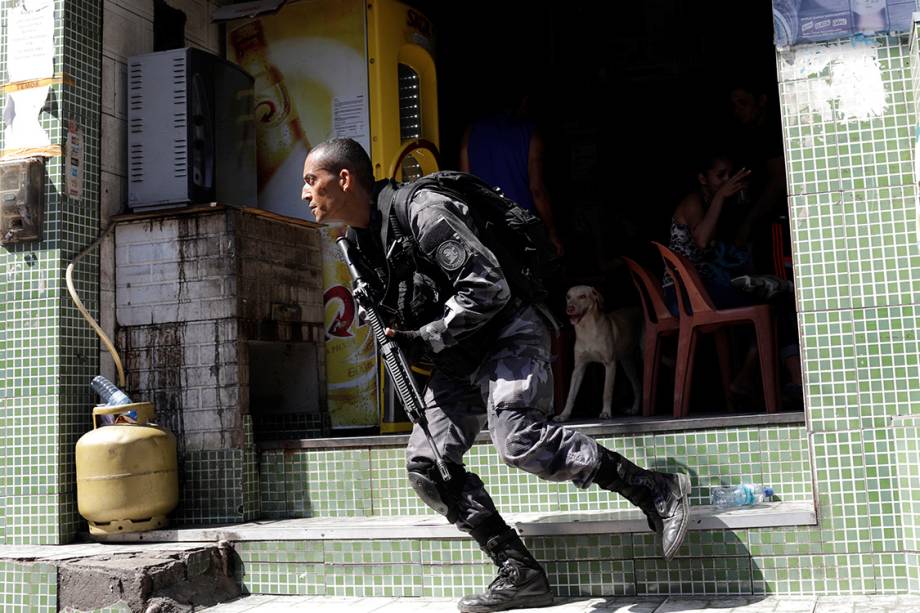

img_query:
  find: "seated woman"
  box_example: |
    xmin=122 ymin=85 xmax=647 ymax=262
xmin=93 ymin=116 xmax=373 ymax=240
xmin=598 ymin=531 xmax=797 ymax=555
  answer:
xmin=664 ymin=153 xmax=802 ymax=407
xmin=663 ymin=153 xmax=751 ymax=311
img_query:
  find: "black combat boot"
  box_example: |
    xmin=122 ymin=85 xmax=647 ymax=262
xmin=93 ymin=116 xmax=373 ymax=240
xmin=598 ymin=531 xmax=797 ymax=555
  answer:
xmin=458 ymin=528 xmax=554 ymax=613
xmin=594 ymin=448 xmax=691 ymax=561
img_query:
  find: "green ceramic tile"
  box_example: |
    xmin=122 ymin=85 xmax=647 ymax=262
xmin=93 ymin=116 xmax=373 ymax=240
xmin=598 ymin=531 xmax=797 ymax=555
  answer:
xmin=258 ymin=450 xmax=287 ymax=519
xmin=527 ymin=533 xmax=633 ymax=563
xmin=759 ymin=426 xmax=813 ymax=502
xmin=324 ymin=563 xmax=423 ymax=597
xmin=751 ymin=554 xmax=876 ymax=595
xmin=861 ymin=428 xmax=903 ymax=552
xmin=285 ymin=449 xmax=373 ymax=517
xmin=854 ymin=307 xmax=920 ymax=425
xmin=421 ymin=563 xmax=495 ymax=598
xmin=419 ymin=539 xmax=489 ymax=565
xmin=546 ymin=559 xmax=636 ymax=597
xmin=239 ymin=561 xmax=324 ymax=595
xmin=235 ymin=540 xmax=324 ymax=564
xmin=907 ymin=552 xmax=920 ymax=593
xmin=811 ymin=431 xmax=872 ymax=554
xmin=0 ymin=0 xmax=104 ymax=545
xmin=652 ymin=429 xmax=761 ymax=508
xmin=2 ymin=496 xmax=59 ymax=545
xmin=634 ymin=530 xmax=748 ymax=560
xmin=464 ymin=443 xmax=559 ymax=514
xmin=369 ymin=446 xmax=435 ymax=517
xmin=0 ymin=561 xmax=57 ymax=611
xmin=174 ymin=449 xmax=244 ymax=525
xmin=873 ymin=552 xmax=910 ymax=593
xmin=788 ymin=193 xmax=854 ymax=312
xmin=243 ymin=415 xmax=260 ymax=521
xmin=797 ymin=310 xmax=860 ymax=431
xmin=848 ymin=188 xmax=918 ymax=309
xmin=893 ymin=424 xmax=920 ymax=552
xmin=635 ymin=557 xmax=752 ymax=595
xmin=324 ymin=539 xmax=420 ymax=565
xmin=747 ymin=527 xmax=824 ymax=557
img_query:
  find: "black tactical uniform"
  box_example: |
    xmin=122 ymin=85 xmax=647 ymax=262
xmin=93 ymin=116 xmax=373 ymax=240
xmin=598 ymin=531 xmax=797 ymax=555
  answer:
xmin=353 ymin=184 xmax=691 ymax=613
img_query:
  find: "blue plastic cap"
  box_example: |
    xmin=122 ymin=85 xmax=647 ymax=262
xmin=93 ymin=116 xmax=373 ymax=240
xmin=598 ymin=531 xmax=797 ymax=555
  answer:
xmin=763 ymin=487 xmax=774 ymax=497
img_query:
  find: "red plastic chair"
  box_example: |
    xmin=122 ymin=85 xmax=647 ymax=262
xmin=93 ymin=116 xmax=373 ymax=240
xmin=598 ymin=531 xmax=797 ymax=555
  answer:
xmin=652 ymin=242 xmax=780 ymax=417
xmin=621 ymin=257 xmax=680 ymax=417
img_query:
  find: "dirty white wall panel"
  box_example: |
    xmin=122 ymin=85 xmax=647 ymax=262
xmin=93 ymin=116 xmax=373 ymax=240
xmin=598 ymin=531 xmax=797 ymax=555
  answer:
xmin=236 ymin=218 xmax=324 ymax=326
xmin=118 ymin=316 xmax=244 ymax=451
xmin=114 ymin=216 xmax=238 ymax=327
xmin=115 ymin=210 xmax=325 ymax=456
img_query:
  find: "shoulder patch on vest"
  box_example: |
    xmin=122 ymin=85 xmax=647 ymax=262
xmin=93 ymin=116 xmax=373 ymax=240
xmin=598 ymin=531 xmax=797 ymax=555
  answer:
xmin=435 ymin=240 xmax=468 ymax=271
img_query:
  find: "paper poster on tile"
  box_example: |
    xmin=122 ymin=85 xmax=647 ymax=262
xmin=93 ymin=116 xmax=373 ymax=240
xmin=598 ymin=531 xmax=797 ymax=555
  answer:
xmin=7 ymin=0 xmax=54 ymax=81
xmin=3 ymin=0 xmax=55 ymax=151
xmin=333 ymin=95 xmax=369 ymax=144
xmin=773 ymin=0 xmax=915 ymax=46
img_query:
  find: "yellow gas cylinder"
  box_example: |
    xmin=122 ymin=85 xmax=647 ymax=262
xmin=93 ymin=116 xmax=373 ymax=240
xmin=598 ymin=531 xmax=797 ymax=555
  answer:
xmin=76 ymin=402 xmax=179 ymax=535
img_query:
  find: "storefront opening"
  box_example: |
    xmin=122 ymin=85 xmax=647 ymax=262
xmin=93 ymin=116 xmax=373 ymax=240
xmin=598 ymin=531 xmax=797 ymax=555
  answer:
xmin=419 ymin=0 xmax=802 ymax=421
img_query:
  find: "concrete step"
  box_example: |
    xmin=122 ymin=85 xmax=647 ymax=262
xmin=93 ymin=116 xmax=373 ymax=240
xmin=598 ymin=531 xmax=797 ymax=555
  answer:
xmin=85 ymin=503 xmax=817 ymax=600
xmin=92 ymin=502 xmax=816 ymax=543
xmin=0 ymin=542 xmax=240 ymax=612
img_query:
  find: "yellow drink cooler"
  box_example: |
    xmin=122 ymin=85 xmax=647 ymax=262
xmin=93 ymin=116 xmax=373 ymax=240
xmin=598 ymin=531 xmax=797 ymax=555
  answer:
xmin=76 ymin=402 xmax=179 ymax=535
xmin=225 ymin=0 xmax=440 ymax=434
xmin=368 ymin=0 xmax=441 ymax=432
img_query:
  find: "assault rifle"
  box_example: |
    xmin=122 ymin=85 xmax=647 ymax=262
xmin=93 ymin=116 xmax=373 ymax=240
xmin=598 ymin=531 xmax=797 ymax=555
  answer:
xmin=336 ymin=236 xmax=451 ymax=482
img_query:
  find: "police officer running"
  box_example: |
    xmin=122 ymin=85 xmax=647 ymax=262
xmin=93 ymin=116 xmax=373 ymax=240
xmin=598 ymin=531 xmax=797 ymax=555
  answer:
xmin=301 ymin=138 xmax=691 ymax=613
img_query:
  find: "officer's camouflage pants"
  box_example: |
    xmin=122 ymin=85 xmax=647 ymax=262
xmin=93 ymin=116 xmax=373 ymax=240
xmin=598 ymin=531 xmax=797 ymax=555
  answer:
xmin=405 ymin=305 xmax=601 ymax=534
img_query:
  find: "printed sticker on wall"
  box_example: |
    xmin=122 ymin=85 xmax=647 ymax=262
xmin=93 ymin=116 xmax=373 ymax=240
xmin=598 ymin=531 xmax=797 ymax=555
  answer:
xmin=333 ymin=95 xmax=369 ymax=148
xmin=66 ymin=119 xmax=83 ymax=199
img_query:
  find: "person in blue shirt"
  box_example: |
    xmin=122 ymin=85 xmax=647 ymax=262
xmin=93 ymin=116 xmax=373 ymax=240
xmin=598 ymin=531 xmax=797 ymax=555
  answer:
xmin=460 ymin=93 xmax=564 ymax=256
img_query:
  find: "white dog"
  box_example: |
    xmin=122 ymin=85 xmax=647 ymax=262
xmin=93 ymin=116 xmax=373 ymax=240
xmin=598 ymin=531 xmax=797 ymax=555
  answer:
xmin=554 ymin=285 xmax=642 ymax=422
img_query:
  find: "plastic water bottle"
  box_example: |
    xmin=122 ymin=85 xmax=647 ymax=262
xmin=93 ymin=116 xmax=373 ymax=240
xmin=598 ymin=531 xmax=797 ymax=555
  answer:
xmin=90 ymin=375 xmax=137 ymax=423
xmin=710 ymin=484 xmax=774 ymax=508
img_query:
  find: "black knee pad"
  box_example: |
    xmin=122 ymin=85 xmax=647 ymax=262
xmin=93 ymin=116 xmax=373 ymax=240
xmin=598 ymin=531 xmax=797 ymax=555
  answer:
xmin=406 ymin=459 xmax=465 ymax=523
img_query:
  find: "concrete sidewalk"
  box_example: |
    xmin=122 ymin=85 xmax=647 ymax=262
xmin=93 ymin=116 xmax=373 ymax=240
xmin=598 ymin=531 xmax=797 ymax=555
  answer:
xmin=202 ymin=594 xmax=920 ymax=612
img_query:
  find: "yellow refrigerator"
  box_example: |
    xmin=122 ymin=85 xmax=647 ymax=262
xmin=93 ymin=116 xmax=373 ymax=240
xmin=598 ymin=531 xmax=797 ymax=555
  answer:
xmin=227 ymin=0 xmax=440 ymax=432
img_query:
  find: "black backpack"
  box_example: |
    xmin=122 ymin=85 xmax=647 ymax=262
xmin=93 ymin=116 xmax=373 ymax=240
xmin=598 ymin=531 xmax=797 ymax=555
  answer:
xmin=387 ymin=171 xmax=563 ymax=307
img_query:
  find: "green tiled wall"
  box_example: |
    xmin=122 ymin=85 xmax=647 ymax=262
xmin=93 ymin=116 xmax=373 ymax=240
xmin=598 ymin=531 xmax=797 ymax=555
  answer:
xmin=779 ymin=27 xmax=920 ymax=593
xmin=171 ymin=416 xmax=261 ymax=525
xmin=908 ymin=552 xmax=920 ymax=593
xmin=175 ymin=449 xmax=244 ymax=525
xmin=0 ymin=0 xmax=102 ymax=544
xmin=262 ymin=425 xmax=812 ymax=519
xmin=261 ymin=448 xmax=376 ymax=519
xmin=893 ymin=422 xmax=920 ymax=556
